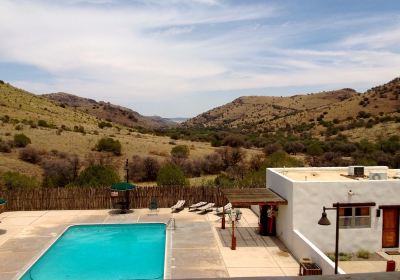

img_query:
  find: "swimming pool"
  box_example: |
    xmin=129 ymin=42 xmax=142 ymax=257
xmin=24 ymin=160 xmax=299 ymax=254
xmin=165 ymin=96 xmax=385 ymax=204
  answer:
xmin=20 ymin=223 xmax=166 ymax=280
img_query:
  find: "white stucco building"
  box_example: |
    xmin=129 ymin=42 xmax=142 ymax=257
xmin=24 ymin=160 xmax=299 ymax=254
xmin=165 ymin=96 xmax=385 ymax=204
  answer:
xmin=267 ymin=166 xmax=400 ymax=256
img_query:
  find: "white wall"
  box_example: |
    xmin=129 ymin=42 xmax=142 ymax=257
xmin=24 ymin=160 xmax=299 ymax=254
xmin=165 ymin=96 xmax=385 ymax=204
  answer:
xmin=267 ymin=169 xmax=294 ymax=248
xmin=268 ymin=167 xmax=400 ymax=253
xmin=292 ymin=230 xmax=345 ymax=275
xmin=293 ymin=179 xmax=399 ymax=252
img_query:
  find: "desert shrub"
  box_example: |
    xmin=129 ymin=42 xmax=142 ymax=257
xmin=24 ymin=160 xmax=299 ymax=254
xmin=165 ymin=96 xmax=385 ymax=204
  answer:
xmin=222 ymin=134 xmax=245 ymax=147
xmin=156 ymin=163 xmax=189 ymax=186
xmin=73 ymin=125 xmax=85 ymax=133
xmin=128 ymin=156 xmax=145 ymax=181
xmin=42 ymin=156 xmax=80 ymax=187
xmin=171 ymin=145 xmax=190 ymax=159
xmin=95 ymin=137 xmax=122 ymax=156
xmin=0 ymin=141 xmax=12 ymax=153
xmin=0 ymin=171 xmax=39 ymax=189
xmin=128 ymin=156 xmax=160 ymax=182
xmin=13 ymin=133 xmax=31 ymax=147
xmin=284 ymin=141 xmax=305 ymax=155
xmin=14 ymin=124 xmax=23 ymax=131
xmin=264 ymin=143 xmax=282 ymax=156
xmin=306 ymin=142 xmax=324 ymax=157
xmin=74 ymin=165 xmax=119 ymax=187
xmin=217 ymin=147 xmax=245 ymax=168
xmin=265 ymin=151 xmax=303 ymax=167
xmin=356 ymin=249 xmax=370 ymax=259
xmin=98 ymin=121 xmax=112 ymax=129
xmin=19 ymin=147 xmax=42 ymax=164
xmin=179 ymin=159 xmax=202 ymax=177
xmin=143 ymin=157 xmax=160 ymax=181
xmin=84 ymin=152 xmax=119 ymax=169
xmin=202 ymin=152 xmax=224 ymax=174
xmin=38 ymin=119 xmax=49 ymax=127
xmin=214 ymin=173 xmax=235 ymax=187
xmin=170 ymin=133 xmax=179 ymax=140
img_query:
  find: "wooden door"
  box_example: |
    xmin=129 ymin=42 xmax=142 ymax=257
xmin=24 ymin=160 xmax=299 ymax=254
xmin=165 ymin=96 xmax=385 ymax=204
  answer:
xmin=382 ymin=208 xmax=399 ymax=248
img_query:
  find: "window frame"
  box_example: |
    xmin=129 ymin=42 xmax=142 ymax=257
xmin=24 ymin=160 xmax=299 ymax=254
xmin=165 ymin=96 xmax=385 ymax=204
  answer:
xmin=339 ymin=206 xmax=371 ymax=229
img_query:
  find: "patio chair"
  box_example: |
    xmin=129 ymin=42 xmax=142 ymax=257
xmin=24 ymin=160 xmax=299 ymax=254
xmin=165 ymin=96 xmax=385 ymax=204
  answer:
xmin=197 ymin=203 xmax=215 ymax=214
xmin=215 ymin=203 xmax=232 ymax=215
xmin=171 ymin=200 xmax=185 ymax=212
xmin=148 ymin=198 xmax=159 ymax=215
xmin=188 ymin=201 xmax=207 ymax=211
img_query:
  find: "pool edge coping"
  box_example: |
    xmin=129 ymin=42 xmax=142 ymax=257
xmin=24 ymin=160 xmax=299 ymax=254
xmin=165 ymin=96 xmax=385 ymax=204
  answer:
xmin=13 ymin=222 xmax=170 ymax=280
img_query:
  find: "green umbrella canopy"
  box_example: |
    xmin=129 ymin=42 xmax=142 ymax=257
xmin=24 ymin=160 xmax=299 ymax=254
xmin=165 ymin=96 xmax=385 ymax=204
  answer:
xmin=0 ymin=198 xmax=6 ymax=205
xmin=111 ymin=182 xmax=136 ymax=191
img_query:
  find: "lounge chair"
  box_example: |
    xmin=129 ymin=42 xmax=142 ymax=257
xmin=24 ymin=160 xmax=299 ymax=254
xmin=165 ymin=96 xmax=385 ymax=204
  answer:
xmin=215 ymin=203 xmax=232 ymax=215
xmin=189 ymin=201 xmax=207 ymax=211
xmin=171 ymin=200 xmax=185 ymax=212
xmin=197 ymin=203 xmax=215 ymax=214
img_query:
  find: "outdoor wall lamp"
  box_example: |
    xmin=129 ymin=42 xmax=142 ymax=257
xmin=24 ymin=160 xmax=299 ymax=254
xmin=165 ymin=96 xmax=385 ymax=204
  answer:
xmin=318 ymin=203 xmax=340 ymax=274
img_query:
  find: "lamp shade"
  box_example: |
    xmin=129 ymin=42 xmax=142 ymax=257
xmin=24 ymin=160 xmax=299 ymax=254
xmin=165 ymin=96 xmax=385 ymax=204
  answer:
xmin=318 ymin=211 xmax=331 ymax=226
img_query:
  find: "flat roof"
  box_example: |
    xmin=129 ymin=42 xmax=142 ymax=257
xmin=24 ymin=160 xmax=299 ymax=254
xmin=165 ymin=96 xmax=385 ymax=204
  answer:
xmin=221 ymin=188 xmax=287 ymax=207
xmin=271 ymin=167 xmax=400 ymax=182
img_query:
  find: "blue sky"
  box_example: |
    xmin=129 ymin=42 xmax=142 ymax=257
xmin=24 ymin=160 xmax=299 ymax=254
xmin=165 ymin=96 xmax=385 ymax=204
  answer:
xmin=0 ymin=0 xmax=399 ymax=118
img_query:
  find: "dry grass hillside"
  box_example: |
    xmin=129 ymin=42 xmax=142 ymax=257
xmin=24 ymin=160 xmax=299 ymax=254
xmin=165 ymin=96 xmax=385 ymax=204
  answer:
xmin=43 ymin=92 xmax=175 ymax=129
xmin=184 ymin=78 xmax=400 ymax=140
xmin=0 ymin=82 xmax=260 ymax=180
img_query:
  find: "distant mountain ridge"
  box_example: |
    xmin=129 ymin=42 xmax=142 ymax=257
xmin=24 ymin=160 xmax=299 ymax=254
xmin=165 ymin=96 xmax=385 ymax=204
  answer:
xmin=183 ymin=77 xmax=400 ymax=138
xmin=43 ymin=92 xmax=175 ymax=129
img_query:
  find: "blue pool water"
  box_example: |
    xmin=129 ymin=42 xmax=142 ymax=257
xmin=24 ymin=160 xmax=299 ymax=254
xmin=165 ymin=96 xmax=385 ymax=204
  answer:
xmin=20 ymin=223 xmax=166 ymax=280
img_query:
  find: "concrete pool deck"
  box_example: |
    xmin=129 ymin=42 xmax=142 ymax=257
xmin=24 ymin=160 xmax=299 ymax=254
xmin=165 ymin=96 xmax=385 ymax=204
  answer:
xmin=0 ymin=207 xmax=299 ymax=280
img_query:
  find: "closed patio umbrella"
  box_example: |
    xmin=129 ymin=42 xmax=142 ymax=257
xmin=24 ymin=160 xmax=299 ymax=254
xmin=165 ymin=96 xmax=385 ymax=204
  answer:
xmin=111 ymin=182 xmax=136 ymax=191
xmin=111 ymin=183 xmax=136 ymax=213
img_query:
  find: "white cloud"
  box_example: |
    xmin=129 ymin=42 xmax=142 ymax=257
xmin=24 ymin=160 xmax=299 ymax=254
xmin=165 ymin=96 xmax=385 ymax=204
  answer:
xmin=0 ymin=0 xmax=399 ymax=113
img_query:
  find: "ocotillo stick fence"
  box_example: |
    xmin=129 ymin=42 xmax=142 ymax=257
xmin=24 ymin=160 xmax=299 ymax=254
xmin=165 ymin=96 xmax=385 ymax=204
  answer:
xmin=0 ymin=186 xmax=228 ymax=211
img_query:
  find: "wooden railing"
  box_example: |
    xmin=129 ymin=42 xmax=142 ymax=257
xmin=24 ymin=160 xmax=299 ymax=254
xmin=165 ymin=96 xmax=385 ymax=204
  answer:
xmin=0 ymin=186 xmax=228 ymax=211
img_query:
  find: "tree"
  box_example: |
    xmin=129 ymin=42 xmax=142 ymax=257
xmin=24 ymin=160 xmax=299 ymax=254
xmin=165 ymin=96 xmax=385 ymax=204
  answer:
xmin=95 ymin=137 xmax=122 ymax=156
xmin=265 ymin=151 xmax=303 ymax=167
xmin=284 ymin=141 xmax=305 ymax=155
xmin=171 ymin=145 xmax=190 ymax=159
xmin=156 ymin=163 xmax=189 ymax=186
xmin=13 ymin=133 xmax=31 ymax=147
xmin=42 ymin=157 xmax=80 ymax=187
xmin=143 ymin=157 xmax=160 ymax=181
xmin=307 ymin=142 xmax=324 ymax=157
xmin=1 ymin=171 xmax=39 ymax=189
xmin=263 ymin=143 xmax=282 ymax=156
xmin=222 ymin=134 xmax=245 ymax=147
xmin=75 ymin=165 xmax=120 ymax=187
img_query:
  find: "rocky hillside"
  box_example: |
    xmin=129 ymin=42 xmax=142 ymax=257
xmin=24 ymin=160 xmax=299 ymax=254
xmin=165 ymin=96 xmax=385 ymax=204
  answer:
xmin=43 ymin=92 xmax=175 ymax=129
xmin=183 ymin=78 xmax=400 ymax=139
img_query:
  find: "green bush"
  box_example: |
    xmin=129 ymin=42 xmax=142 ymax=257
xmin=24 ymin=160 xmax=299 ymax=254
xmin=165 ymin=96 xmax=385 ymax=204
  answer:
xmin=74 ymin=165 xmax=120 ymax=187
xmin=13 ymin=133 xmax=31 ymax=147
xmin=38 ymin=119 xmax=49 ymax=127
xmin=157 ymin=163 xmax=189 ymax=186
xmin=95 ymin=137 xmax=122 ymax=156
xmin=171 ymin=145 xmax=190 ymax=159
xmin=98 ymin=121 xmax=112 ymax=129
xmin=1 ymin=171 xmax=39 ymax=189
xmin=265 ymin=151 xmax=303 ymax=167
xmin=356 ymin=249 xmax=370 ymax=259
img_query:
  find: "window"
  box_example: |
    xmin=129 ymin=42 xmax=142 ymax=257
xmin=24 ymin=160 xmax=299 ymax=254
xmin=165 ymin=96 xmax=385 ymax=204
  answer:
xmin=339 ymin=206 xmax=371 ymax=228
